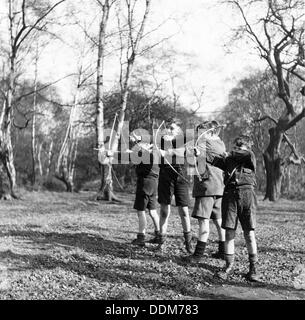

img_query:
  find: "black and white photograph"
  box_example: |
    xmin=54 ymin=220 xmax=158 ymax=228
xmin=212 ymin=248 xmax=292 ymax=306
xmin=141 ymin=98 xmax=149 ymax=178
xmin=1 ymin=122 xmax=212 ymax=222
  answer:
xmin=0 ymin=0 xmax=304 ymax=305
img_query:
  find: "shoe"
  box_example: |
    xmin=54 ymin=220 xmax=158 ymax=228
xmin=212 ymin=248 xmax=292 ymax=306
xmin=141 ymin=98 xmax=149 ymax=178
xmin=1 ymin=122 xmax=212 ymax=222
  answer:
xmin=184 ymin=239 xmax=193 ymax=254
xmin=216 ymin=263 xmax=234 ymax=280
xmin=211 ymin=241 xmax=225 ymax=259
xmin=246 ymin=271 xmax=260 ymax=282
xmin=183 ymin=233 xmax=193 ymax=254
xmin=246 ymin=264 xmax=260 ymax=282
xmin=131 ymin=234 xmax=145 ymax=247
xmin=154 ymin=234 xmax=166 ymax=251
xmin=147 ymin=231 xmax=161 ymax=244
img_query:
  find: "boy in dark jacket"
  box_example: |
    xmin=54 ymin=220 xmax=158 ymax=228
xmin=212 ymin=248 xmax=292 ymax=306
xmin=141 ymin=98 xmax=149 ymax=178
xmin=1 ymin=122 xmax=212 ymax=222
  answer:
xmin=157 ymin=118 xmax=193 ymax=253
xmin=206 ymin=134 xmax=260 ymax=282
xmin=130 ymin=132 xmax=160 ymax=247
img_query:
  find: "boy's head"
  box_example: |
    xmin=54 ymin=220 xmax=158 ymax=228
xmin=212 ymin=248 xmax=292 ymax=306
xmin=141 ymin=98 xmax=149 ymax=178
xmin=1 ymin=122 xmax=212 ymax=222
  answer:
xmin=233 ymin=134 xmax=253 ymax=149
xmin=165 ymin=117 xmax=183 ymax=137
xmin=196 ymin=120 xmax=221 ymax=136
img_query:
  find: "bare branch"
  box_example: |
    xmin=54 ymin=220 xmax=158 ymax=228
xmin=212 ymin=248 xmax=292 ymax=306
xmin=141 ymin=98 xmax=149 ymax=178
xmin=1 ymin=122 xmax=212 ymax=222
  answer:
xmin=15 ymin=0 xmax=66 ymax=52
xmin=283 ymin=133 xmax=305 ymax=164
xmin=15 ymin=73 xmax=76 ymax=103
xmin=232 ymin=0 xmax=269 ymax=55
xmin=255 ymin=114 xmax=278 ymax=124
xmin=286 ymin=107 xmax=305 ymax=131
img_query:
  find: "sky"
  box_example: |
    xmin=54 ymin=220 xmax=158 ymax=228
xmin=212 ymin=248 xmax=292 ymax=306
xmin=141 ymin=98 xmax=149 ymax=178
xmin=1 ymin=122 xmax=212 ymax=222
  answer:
xmin=150 ymin=0 xmax=265 ymax=114
xmin=10 ymin=0 xmax=266 ymax=116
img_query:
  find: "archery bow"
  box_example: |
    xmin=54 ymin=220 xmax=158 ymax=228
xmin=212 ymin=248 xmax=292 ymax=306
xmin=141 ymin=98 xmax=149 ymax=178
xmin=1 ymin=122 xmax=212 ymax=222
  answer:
xmin=193 ymin=125 xmax=224 ymax=181
xmin=154 ymin=120 xmax=190 ymax=184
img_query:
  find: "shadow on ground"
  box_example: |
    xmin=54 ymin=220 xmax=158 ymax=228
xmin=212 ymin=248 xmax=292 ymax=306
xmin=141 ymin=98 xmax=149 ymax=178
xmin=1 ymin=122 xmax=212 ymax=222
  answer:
xmin=0 ymin=228 xmax=303 ymax=300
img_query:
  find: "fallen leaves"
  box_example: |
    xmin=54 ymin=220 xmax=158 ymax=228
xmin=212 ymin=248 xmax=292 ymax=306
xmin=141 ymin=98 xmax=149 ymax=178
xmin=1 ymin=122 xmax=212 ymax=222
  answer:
xmin=0 ymin=191 xmax=304 ymax=300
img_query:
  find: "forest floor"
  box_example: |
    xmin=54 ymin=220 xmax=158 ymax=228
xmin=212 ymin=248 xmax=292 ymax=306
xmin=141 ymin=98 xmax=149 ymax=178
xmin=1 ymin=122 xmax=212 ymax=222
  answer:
xmin=0 ymin=189 xmax=304 ymax=300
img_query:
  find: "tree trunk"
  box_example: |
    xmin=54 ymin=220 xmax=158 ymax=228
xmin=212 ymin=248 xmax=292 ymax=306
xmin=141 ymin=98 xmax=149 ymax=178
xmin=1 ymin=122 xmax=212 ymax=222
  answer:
xmin=56 ymin=84 xmax=80 ymax=192
xmin=263 ymin=127 xmax=284 ymax=201
xmin=46 ymin=140 xmax=53 ymax=177
xmin=0 ymin=69 xmax=17 ymax=198
xmin=0 ymin=0 xmax=18 ymax=199
xmin=96 ymin=163 xmax=121 ymax=202
xmin=55 ymin=151 xmax=74 ymax=192
xmin=31 ymin=64 xmax=38 ymax=185
xmin=95 ymin=1 xmax=114 ymax=201
xmin=37 ymin=143 xmax=43 ymax=177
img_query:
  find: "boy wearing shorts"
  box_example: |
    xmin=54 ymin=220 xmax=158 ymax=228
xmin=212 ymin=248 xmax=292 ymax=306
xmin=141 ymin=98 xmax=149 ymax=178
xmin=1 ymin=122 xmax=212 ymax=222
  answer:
xmin=157 ymin=118 xmax=193 ymax=253
xmin=186 ymin=120 xmax=226 ymax=263
xmin=130 ymin=132 xmax=160 ymax=247
xmin=206 ymin=134 xmax=260 ymax=282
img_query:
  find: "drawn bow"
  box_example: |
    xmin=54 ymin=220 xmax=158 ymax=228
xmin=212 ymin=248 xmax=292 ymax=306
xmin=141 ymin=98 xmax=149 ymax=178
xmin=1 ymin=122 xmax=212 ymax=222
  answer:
xmin=192 ymin=125 xmax=224 ymax=181
xmin=154 ymin=120 xmax=189 ymax=184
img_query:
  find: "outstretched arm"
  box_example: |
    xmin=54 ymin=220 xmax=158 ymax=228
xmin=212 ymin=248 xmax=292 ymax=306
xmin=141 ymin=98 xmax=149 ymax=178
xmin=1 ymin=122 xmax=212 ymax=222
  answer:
xmin=206 ymin=152 xmax=227 ymax=171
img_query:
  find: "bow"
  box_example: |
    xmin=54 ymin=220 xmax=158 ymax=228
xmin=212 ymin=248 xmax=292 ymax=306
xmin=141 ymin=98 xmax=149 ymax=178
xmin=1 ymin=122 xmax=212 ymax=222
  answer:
xmin=193 ymin=125 xmax=224 ymax=181
xmin=154 ymin=120 xmax=189 ymax=184
xmin=130 ymin=131 xmax=153 ymax=153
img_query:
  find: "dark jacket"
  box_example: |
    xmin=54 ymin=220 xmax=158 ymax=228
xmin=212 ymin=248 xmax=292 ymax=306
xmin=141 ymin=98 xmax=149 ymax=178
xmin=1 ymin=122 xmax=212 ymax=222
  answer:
xmin=207 ymin=148 xmax=256 ymax=190
xmin=159 ymin=134 xmax=187 ymax=178
xmin=136 ymin=151 xmax=159 ymax=179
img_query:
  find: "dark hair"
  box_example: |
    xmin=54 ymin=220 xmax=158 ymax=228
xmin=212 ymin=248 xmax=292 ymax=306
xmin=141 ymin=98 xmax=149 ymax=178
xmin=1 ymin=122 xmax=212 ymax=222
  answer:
xmin=166 ymin=117 xmax=183 ymax=127
xmin=196 ymin=121 xmax=211 ymax=132
xmin=234 ymin=135 xmax=253 ymax=148
xmin=196 ymin=120 xmax=220 ymax=133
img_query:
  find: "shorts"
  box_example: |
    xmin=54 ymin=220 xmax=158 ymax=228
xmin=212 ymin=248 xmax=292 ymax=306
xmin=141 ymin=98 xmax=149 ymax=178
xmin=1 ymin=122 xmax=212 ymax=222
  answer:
xmin=221 ymin=188 xmax=257 ymax=231
xmin=133 ymin=176 xmax=158 ymax=211
xmin=192 ymin=196 xmax=222 ymax=220
xmin=158 ymin=173 xmax=190 ymax=207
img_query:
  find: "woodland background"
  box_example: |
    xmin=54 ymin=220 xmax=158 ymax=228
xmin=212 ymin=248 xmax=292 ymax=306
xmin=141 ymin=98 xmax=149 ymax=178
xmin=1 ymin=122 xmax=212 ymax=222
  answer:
xmin=0 ymin=0 xmax=304 ymax=301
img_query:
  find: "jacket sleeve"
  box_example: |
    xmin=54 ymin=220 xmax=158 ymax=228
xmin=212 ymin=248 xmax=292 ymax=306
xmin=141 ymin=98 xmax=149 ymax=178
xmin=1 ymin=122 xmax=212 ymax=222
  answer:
xmin=250 ymin=151 xmax=256 ymax=172
xmin=206 ymin=153 xmax=227 ymax=171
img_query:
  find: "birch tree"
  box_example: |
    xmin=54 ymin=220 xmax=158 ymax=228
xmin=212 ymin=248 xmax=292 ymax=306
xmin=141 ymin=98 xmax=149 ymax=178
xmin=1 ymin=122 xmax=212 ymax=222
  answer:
xmin=0 ymin=0 xmax=66 ymax=199
xmin=96 ymin=0 xmax=152 ymax=201
xmin=55 ymin=32 xmax=90 ymax=192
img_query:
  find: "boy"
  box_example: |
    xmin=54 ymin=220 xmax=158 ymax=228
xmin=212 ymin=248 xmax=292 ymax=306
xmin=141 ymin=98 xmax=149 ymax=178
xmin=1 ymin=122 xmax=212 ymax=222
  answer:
xmin=186 ymin=120 xmax=226 ymax=263
xmin=130 ymin=131 xmax=160 ymax=247
xmin=156 ymin=118 xmax=193 ymax=253
xmin=206 ymin=134 xmax=260 ymax=282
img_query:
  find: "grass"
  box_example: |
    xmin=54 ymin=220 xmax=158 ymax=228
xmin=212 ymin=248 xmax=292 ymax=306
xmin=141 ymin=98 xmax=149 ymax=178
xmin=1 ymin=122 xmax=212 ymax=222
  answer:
xmin=0 ymin=190 xmax=304 ymax=300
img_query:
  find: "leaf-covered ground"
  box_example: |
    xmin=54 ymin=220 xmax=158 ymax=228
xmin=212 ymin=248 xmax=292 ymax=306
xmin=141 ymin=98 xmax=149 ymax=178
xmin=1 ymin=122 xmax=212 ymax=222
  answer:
xmin=0 ymin=190 xmax=304 ymax=300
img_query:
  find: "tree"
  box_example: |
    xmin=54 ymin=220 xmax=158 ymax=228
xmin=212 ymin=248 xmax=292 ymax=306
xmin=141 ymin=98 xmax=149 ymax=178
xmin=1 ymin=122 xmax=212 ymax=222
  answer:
xmin=0 ymin=0 xmax=66 ymax=199
xmin=55 ymin=29 xmax=92 ymax=192
xmin=227 ymin=0 xmax=305 ymax=201
xmin=219 ymin=70 xmax=285 ymax=192
xmin=96 ymin=0 xmax=152 ymax=201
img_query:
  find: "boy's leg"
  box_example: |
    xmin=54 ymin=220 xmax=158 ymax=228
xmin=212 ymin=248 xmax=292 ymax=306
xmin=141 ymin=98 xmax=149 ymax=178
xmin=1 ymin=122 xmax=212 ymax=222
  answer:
xmin=210 ymin=197 xmax=225 ymax=259
xmin=240 ymin=189 xmax=259 ymax=281
xmin=244 ymin=230 xmax=260 ymax=282
xmin=178 ymin=206 xmax=193 ymax=253
xmin=175 ymin=179 xmax=192 ymax=253
xmin=147 ymin=209 xmax=161 ymax=243
xmin=131 ymin=211 xmax=147 ymax=246
xmin=211 ymin=218 xmax=226 ymax=259
xmin=185 ymin=218 xmax=208 ymax=262
xmin=157 ymin=173 xmax=173 ymax=248
xmin=217 ymin=229 xmax=235 ymax=280
xmin=148 ymin=209 xmax=160 ymax=231
xmin=178 ymin=206 xmax=191 ymax=233
xmin=156 ymin=204 xmax=171 ymax=248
